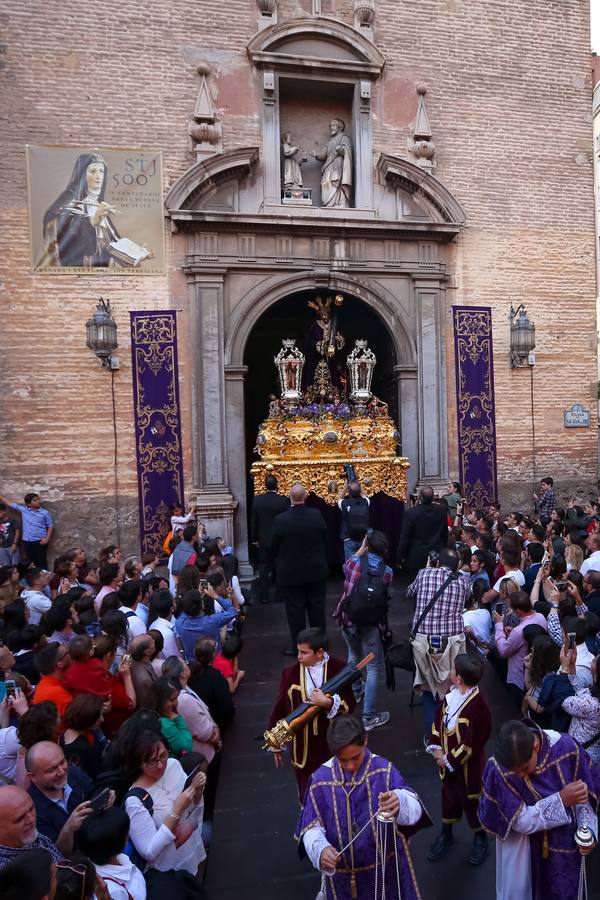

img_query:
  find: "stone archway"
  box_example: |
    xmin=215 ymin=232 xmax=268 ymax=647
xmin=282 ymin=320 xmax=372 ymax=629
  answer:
xmin=223 ymin=272 xmax=419 ymax=571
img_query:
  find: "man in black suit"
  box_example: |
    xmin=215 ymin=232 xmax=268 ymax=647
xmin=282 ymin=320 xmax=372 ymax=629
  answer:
xmin=270 ymin=483 xmax=329 ymax=654
xmin=251 ymin=474 xmax=290 ymax=603
xmin=397 ymin=485 xmax=449 ymax=580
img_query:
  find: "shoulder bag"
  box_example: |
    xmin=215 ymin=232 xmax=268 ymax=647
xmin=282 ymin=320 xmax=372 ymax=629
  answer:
xmin=385 ymin=572 xmax=458 ymax=686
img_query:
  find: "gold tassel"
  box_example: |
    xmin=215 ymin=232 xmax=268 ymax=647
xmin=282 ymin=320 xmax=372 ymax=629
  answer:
xmin=351 ymin=873 xmax=357 ymax=898
xmin=542 ymin=830 xmax=549 ymax=860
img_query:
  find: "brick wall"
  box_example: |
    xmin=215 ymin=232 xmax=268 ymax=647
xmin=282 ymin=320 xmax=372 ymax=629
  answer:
xmin=0 ymin=0 xmax=596 ymax=556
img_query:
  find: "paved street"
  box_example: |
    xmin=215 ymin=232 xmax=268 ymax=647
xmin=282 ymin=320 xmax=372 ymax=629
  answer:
xmin=205 ymin=580 xmax=600 ymax=899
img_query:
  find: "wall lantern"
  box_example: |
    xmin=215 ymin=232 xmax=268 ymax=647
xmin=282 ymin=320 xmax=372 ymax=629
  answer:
xmin=509 ymin=304 xmax=535 ymax=368
xmin=86 ymin=298 xmax=119 ymax=369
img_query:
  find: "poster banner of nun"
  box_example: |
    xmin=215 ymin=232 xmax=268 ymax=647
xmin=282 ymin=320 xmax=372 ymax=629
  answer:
xmin=27 ymin=145 xmax=166 ymax=275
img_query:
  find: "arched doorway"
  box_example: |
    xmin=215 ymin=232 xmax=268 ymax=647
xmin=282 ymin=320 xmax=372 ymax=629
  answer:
xmin=242 ymin=289 xmax=403 ymax=565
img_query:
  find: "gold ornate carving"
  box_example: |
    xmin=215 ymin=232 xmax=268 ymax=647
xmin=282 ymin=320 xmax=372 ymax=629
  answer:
xmin=256 ymin=413 xmax=399 ymax=460
xmin=251 ymin=456 xmax=409 ymax=504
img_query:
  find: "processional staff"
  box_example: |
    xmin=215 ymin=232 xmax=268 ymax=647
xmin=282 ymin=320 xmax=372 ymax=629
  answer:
xmin=263 ymin=652 xmax=374 ymax=752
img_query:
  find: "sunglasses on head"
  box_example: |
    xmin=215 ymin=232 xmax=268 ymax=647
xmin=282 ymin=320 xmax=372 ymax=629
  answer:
xmin=56 ymin=861 xmax=87 ymax=900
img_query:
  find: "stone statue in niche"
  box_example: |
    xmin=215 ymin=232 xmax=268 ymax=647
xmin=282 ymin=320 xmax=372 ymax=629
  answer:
xmin=311 ymin=118 xmax=353 ymax=208
xmin=281 ymin=132 xmax=305 ymax=188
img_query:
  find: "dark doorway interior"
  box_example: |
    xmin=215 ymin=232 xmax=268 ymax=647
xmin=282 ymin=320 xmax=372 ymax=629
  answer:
xmin=243 ymin=290 xmax=400 ymax=563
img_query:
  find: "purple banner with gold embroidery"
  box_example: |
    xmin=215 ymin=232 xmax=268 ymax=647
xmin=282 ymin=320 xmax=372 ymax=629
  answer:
xmin=452 ymin=306 xmax=498 ymax=507
xmin=130 ymin=311 xmax=184 ymax=554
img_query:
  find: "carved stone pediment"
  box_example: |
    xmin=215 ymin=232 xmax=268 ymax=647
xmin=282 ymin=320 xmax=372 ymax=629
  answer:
xmin=377 ymin=154 xmax=467 ymax=225
xmin=165 ymin=147 xmax=260 ymax=215
xmin=247 ymin=17 xmax=385 ymax=78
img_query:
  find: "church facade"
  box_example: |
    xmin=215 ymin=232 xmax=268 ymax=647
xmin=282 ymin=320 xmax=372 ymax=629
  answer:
xmin=1 ymin=0 xmax=597 ymax=564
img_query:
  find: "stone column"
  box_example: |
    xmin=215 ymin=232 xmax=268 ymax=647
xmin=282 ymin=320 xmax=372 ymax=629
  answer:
xmin=413 ymin=275 xmax=448 ymax=491
xmin=189 ymin=271 xmax=238 ymax=545
xmin=394 ymin=365 xmax=419 ymax=493
xmin=352 ymin=80 xmax=374 ymax=210
xmin=262 ymin=70 xmax=281 ymax=207
xmin=224 ymin=365 xmax=253 ymax=578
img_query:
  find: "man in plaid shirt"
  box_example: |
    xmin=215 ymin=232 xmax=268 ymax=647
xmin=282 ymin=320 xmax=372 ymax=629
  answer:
xmin=533 ymin=476 xmax=556 ymax=520
xmin=0 ymin=786 xmax=63 ymax=869
xmin=406 ymin=548 xmax=471 ymax=731
xmin=335 ymin=531 xmax=393 ymax=731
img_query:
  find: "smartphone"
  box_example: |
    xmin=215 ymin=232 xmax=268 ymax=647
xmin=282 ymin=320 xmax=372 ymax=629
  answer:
xmin=85 ymin=622 xmax=102 ymax=638
xmin=428 ymin=551 xmax=439 ymax=566
xmin=494 ymin=602 xmax=505 ymax=616
xmin=121 ymin=653 xmax=132 ymax=665
xmin=567 ymin=632 xmax=577 ymax=651
xmin=183 ymin=763 xmax=202 ymax=790
xmin=90 ymin=788 xmax=111 ymax=812
xmin=4 ymin=679 xmax=16 ymax=700
xmin=199 ymin=579 xmax=209 ymax=592
xmin=429 ymin=635 xmax=442 ymax=652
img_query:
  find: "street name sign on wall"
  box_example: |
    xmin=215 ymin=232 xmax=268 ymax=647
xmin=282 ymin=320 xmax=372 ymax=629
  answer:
xmin=564 ymin=404 xmax=591 ymax=427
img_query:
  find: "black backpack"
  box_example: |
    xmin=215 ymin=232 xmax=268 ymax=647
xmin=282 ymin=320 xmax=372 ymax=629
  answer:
xmin=345 ymin=555 xmax=388 ymax=626
xmin=344 ymin=498 xmax=370 ymax=541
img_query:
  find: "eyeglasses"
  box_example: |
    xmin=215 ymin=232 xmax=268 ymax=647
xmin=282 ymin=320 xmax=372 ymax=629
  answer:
xmin=144 ymin=749 xmax=169 ymax=768
xmin=56 ymin=862 xmax=87 ymax=900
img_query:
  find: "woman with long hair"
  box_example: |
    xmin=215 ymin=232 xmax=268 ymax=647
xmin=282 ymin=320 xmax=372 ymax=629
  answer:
xmin=521 ymin=634 xmax=561 ymax=726
xmin=161 ymin=656 xmax=220 ymax=762
xmin=147 ymin=676 xmax=193 ymax=759
xmin=60 ymin=693 xmax=106 ymax=778
xmin=123 ymin=730 xmax=206 ymax=874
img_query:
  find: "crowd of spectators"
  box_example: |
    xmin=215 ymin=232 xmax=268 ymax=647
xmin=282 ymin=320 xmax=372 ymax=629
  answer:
xmin=0 ymin=491 xmax=245 ymax=899
xmin=438 ymin=478 xmax=600 ymax=765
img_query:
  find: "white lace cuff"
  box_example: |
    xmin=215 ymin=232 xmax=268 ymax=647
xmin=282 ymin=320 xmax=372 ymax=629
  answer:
xmin=443 ymin=755 xmax=454 ymax=773
xmin=303 ymin=825 xmax=335 ymax=873
xmin=425 ymin=743 xmax=442 ymax=755
xmin=394 ymin=789 xmax=423 ymax=826
xmin=327 ymin=693 xmax=341 ymax=719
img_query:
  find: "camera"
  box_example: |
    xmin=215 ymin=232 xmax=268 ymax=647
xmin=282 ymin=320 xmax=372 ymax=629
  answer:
xmin=555 ymin=581 xmax=569 ymax=592
xmin=343 ymin=463 xmax=357 ymax=483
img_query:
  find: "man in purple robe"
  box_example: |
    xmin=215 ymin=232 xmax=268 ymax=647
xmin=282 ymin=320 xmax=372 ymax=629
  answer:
xmin=479 ymin=719 xmax=599 ymax=899
xmin=295 ymin=714 xmax=430 ymax=899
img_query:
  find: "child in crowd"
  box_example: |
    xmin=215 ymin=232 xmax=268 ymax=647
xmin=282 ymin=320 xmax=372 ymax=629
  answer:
xmin=426 ymin=653 xmax=491 ymax=866
xmin=213 ymin=632 xmax=245 ymax=693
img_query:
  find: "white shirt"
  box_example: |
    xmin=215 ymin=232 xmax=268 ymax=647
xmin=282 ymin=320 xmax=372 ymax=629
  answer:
xmin=0 ymin=726 xmax=20 ymax=782
xmin=463 ymin=609 xmax=493 ymax=646
xmin=125 ymin=758 xmax=205 ymax=874
xmin=303 ymin=653 xmax=341 ymax=719
xmin=167 ymin=554 xmax=176 ymax=596
xmin=118 ymin=606 xmax=147 ymax=639
xmin=136 ymin=602 xmax=150 ymax=628
xmin=21 ymin=589 xmax=52 ymax=625
xmin=493 ymin=568 xmax=525 ymax=591
xmin=95 ymin=855 xmax=147 ymax=900
xmin=151 ymin=617 xmax=182 ymax=659
xmin=581 ymin=550 xmax=600 ymax=576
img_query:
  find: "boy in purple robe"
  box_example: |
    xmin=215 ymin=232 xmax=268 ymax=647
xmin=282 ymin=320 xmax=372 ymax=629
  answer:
xmin=479 ymin=719 xmax=599 ymax=900
xmin=295 ymin=714 xmax=430 ymax=899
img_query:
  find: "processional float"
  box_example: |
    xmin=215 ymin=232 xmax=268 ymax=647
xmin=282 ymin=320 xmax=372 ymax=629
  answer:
xmin=250 ymin=294 xmax=410 ymax=504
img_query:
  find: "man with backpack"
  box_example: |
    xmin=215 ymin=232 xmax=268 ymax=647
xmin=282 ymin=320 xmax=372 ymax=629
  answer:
xmin=337 ymin=479 xmax=370 ymax=561
xmin=335 ymin=530 xmax=392 ymax=731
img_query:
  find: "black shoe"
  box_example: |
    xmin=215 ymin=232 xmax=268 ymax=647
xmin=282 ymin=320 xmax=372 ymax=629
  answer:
xmin=468 ymin=832 xmax=488 ymax=866
xmin=282 ymin=649 xmax=296 ymax=657
xmin=427 ymin=832 xmax=454 ymax=862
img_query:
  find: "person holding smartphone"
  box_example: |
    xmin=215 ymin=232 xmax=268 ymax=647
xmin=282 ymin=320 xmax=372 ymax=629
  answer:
xmin=124 ymin=731 xmax=206 ymax=875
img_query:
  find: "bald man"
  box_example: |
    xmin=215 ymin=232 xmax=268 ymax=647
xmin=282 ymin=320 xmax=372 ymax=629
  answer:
xmin=0 ymin=785 xmax=62 ymax=868
xmin=26 ymin=741 xmax=93 ymax=853
xmin=270 ymin=483 xmax=329 ymax=654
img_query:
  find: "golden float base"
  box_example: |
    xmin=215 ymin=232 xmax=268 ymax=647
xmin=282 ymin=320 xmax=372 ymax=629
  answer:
xmin=251 ymin=456 xmax=409 ymax=504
